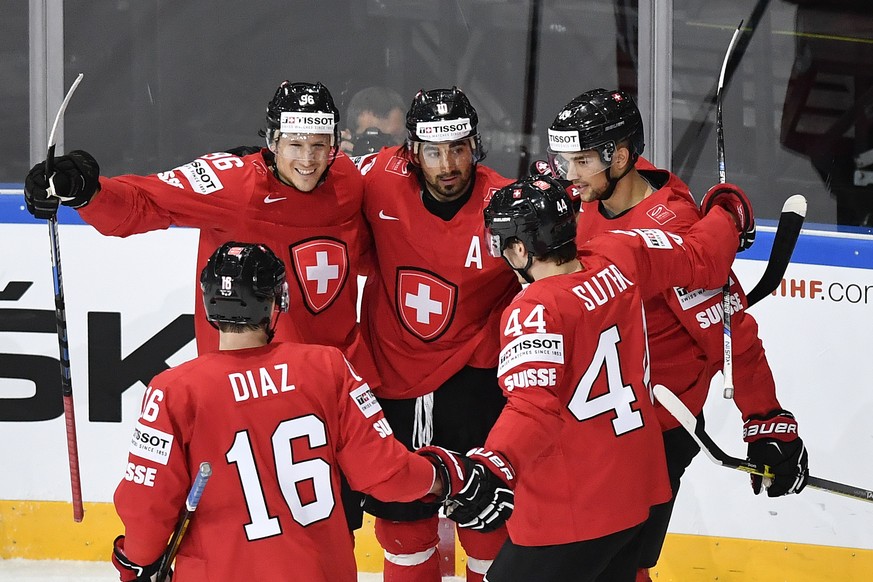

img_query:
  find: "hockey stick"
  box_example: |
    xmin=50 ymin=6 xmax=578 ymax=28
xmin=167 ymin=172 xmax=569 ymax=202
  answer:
xmin=746 ymin=194 xmax=807 ymax=307
xmin=716 ymin=21 xmax=744 ymax=400
xmin=45 ymin=72 xmax=85 ymax=522
xmin=156 ymin=461 xmax=213 ymax=582
xmin=653 ymin=384 xmax=873 ymax=504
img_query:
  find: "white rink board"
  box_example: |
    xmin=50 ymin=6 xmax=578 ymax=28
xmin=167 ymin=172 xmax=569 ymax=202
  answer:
xmin=0 ymin=223 xmax=199 ymax=501
xmin=1 ymin=220 xmax=872 ymax=551
xmin=669 ymin=257 xmax=873 ymax=549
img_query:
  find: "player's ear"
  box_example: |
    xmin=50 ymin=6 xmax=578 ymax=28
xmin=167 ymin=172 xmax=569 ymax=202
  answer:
xmin=614 ymin=144 xmax=631 ymax=171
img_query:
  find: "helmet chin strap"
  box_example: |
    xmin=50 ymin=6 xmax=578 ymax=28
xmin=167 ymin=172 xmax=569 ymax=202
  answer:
xmin=502 ymin=253 xmax=536 ymax=284
xmin=598 ymin=152 xmax=638 ymax=201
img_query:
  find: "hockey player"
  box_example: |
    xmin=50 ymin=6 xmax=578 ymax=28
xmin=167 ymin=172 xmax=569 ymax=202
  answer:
xmin=23 ymin=80 xmax=374 ymax=532
xmin=110 ymin=241 xmax=464 ymax=582
xmin=546 ymin=88 xmax=809 ymax=581
xmin=353 ymin=87 xmax=518 ymax=581
xmin=423 ymin=172 xmax=756 ymax=581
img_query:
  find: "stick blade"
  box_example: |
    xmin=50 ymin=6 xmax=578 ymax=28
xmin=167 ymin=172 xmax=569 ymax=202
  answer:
xmin=653 ymin=384 xmax=696 ymax=429
xmin=746 ymin=194 xmax=807 ymax=306
xmin=781 ymin=193 xmax=807 ymax=217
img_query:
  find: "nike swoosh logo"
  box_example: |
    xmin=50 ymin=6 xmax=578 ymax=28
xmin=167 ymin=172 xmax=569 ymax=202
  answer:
xmin=379 ymin=210 xmax=400 ymax=221
xmin=264 ymin=194 xmax=287 ymax=204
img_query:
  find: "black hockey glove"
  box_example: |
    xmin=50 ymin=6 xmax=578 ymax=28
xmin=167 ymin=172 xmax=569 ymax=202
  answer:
xmin=700 ymin=182 xmax=756 ymax=252
xmin=417 ymin=445 xmax=515 ymax=532
xmin=24 ymin=150 xmax=100 ymax=218
xmin=111 ymin=535 xmax=168 ymax=581
xmin=743 ymin=409 xmax=809 ymax=497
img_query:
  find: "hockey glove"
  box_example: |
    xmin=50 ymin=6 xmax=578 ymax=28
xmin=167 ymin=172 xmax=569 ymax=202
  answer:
xmin=743 ymin=409 xmax=809 ymax=497
xmin=416 ymin=445 xmax=470 ymax=503
xmin=24 ymin=150 xmax=100 ymax=218
xmin=417 ymin=446 xmax=515 ymax=532
xmin=700 ymin=182 xmax=755 ymax=252
xmin=111 ymin=535 xmax=167 ymax=581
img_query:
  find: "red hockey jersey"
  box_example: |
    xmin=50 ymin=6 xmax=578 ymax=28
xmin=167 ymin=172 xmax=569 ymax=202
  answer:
xmin=576 ymin=165 xmax=780 ymax=428
xmin=78 ymin=150 xmax=378 ymax=382
xmin=357 ymin=147 xmax=518 ymax=399
xmin=114 ymin=341 xmax=435 ymax=582
xmin=486 ymin=209 xmax=740 ymax=545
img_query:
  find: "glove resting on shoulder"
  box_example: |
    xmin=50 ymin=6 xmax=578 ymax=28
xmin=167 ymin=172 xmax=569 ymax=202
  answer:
xmin=417 ymin=445 xmax=515 ymax=532
xmin=111 ymin=535 xmax=167 ymax=581
xmin=700 ymin=182 xmax=755 ymax=252
xmin=743 ymin=409 xmax=809 ymax=497
xmin=24 ymin=150 xmax=100 ymax=219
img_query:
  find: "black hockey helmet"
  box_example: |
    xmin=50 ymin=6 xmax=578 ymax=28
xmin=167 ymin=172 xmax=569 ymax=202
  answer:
xmin=548 ymin=88 xmax=644 ymax=167
xmin=264 ymin=81 xmax=340 ymax=145
xmin=484 ymin=174 xmax=576 ymax=260
xmin=405 ymin=87 xmax=483 ymax=161
xmin=200 ymin=242 xmax=289 ymax=331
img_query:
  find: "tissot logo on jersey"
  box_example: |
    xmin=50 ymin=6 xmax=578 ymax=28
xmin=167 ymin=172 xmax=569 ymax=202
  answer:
xmin=177 ymin=159 xmax=224 ymax=195
xmin=502 ymin=367 xmax=557 ymax=392
xmin=571 ymin=264 xmax=634 ymax=311
xmin=129 ymin=421 xmax=173 ymax=465
xmin=498 ymin=333 xmax=564 ymax=376
xmin=673 ymin=285 xmax=721 ymax=311
xmin=350 ymin=384 xmax=382 ymax=419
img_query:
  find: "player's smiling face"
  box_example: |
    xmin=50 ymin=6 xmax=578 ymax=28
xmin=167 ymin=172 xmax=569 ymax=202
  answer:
xmin=272 ymin=133 xmax=332 ymax=192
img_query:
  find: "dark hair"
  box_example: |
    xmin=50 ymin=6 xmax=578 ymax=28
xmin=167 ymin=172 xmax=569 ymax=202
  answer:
xmin=217 ymin=321 xmax=266 ymax=334
xmin=346 ymin=86 xmax=405 ymax=126
xmin=542 ymin=242 xmax=578 ymax=265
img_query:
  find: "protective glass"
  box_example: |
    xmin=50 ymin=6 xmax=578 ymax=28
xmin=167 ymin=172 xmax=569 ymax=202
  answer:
xmin=547 ymin=150 xmax=610 ymax=181
xmin=272 ymin=133 xmax=335 ymax=162
xmin=415 ymin=140 xmax=475 ymax=168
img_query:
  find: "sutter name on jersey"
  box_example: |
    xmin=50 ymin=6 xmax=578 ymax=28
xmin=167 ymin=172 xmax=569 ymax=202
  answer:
xmin=228 ymin=363 xmax=295 ymax=402
xmin=571 ymin=264 xmax=633 ymax=311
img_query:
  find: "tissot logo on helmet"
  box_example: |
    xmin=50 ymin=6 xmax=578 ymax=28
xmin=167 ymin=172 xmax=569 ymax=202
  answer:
xmin=415 ymin=119 xmax=472 ymax=142
xmin=279 ymin=112 xmax=335 ymax=134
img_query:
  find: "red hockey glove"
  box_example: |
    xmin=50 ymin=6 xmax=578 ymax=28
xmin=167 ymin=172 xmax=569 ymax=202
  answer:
xmin=743 ymin=409 xmax=809 ymax=497
xmin=111 ymin=535 xmax=167 ymax=582
xmin=416 ymin=445 xmax=469 ymax=503
xmin=700 ymin=182 xmax=755 ymax=251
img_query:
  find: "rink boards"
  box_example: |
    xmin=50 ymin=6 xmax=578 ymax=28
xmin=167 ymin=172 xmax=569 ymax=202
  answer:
xmin=1 ymin=192 xmax=872 ymax=579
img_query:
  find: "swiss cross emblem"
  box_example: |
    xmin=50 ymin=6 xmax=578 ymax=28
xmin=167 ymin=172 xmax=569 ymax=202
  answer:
xmin=646 ymin=204 xmax=677 ymax=226
xmin=396 ymin=268 xmax=457 ymax=342
xmin=289 ymin=237 xmax=349 ymax=314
